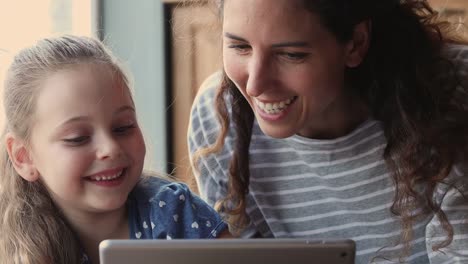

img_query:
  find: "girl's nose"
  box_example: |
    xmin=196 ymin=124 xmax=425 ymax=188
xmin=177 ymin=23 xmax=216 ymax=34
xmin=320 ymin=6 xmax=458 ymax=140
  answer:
xmin=96 ymin=134 xmax=122 ymax=160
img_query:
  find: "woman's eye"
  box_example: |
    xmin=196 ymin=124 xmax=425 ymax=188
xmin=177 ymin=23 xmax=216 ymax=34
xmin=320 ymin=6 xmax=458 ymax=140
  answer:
xmin=228 ymin=44 xmax=251 ymax=54
xmin=113 ymin=124 xmax=136 ymax=134
xmin=63 ymin=136 xmax=89 ymax=145
xmin=280 ymin=52 xmax=308 ymax=62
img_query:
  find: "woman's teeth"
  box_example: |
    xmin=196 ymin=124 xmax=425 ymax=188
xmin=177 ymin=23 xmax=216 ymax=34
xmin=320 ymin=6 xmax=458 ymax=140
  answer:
xmin=254 ymin=97 xmax=296 ymax=114
xmin=89 ymin=170 xmax=123 ymax=181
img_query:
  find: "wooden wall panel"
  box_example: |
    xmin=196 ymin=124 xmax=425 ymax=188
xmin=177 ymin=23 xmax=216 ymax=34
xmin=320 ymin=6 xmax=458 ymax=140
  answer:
xmin=169 ymin=3 xmax=222 ymax=186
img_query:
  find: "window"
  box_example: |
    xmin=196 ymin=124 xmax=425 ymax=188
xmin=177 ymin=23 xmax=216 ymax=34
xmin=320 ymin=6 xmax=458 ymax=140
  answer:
xmin=428 ymin=0 xmax=468 ymax=23
xmin=0 ymin=0 xmax=96 ymax=127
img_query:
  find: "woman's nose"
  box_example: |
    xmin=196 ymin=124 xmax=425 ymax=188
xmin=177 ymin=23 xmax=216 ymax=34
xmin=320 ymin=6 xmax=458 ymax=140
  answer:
xmin=246 ymin=54 xmax=272 ymax=97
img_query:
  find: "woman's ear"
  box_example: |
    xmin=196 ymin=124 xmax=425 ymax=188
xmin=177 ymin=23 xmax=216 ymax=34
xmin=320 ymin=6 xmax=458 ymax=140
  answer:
xmin=345 ymin=20 xmax=371 ymax=68
xmin=5 ymin=132 xmax=39 ymax=182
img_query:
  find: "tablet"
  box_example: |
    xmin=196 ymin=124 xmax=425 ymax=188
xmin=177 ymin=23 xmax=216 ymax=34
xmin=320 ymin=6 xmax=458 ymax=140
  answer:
xmin=99 ymin=238 xmax=355 ymax=264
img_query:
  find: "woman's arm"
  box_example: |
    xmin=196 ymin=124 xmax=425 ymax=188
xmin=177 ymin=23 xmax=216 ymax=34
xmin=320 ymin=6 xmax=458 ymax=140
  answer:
xmin=426 ymin=165 xmax=468 ymax=263
xmin=218 ymin=229 xmax=233 ymax=238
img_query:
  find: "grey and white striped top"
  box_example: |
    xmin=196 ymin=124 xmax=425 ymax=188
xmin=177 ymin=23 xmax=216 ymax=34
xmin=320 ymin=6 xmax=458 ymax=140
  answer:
xmin=188 ymin=44 xmax=468 ymax=264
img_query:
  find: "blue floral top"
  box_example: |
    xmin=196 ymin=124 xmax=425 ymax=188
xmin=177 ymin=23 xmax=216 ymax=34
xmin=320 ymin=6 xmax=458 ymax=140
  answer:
xmin=81 ymin=176 xmax=228 ymax=263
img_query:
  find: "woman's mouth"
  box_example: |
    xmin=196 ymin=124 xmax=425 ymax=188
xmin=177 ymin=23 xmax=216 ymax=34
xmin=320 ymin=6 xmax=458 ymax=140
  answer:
xmin=254 ymin=96 xmax=297 ymax=115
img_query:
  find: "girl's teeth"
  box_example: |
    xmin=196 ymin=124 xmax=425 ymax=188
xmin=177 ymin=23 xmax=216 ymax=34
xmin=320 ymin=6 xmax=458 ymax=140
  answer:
xmin=90 ymin=171 xmax=123 ymax=181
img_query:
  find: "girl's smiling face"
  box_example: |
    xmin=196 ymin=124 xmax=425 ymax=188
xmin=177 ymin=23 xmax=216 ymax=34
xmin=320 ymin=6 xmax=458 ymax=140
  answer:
xmin=27 ymin=63 xmax=146 ymax=217
xmin=223 ymin=0 xmax=367 ymax=139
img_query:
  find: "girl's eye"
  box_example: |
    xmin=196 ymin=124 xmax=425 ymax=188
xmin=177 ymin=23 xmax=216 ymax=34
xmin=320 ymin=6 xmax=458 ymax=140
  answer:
xmin=63 ymin=136 xmax=89 ymax=145
xmin=113 ymin=124 xmax=136 ymax=134
xmin=280 ymin=52 xmax=308 ymax=62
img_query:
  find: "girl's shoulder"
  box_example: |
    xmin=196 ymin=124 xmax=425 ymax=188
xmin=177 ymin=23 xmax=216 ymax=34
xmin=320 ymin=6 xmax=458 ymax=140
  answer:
xmin=130 ymin=176 xmax=191 ymax=203
xmin=128 ymin=176 xmax=228 ymax=239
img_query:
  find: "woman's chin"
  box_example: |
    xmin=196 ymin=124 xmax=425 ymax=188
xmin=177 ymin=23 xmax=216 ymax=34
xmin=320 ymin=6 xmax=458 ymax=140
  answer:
xmin=257 ymin=121 xmax=296 ymax=139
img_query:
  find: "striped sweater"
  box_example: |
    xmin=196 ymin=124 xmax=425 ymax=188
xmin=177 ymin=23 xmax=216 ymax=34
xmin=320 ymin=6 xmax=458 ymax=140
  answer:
xmin=188 ymin=44 xmax=468 ymax=263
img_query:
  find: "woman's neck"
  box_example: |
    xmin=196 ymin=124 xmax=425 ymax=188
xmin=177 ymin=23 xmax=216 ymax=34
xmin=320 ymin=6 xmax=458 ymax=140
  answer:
xmin=299 ymin=93 xmax=370 ymax=139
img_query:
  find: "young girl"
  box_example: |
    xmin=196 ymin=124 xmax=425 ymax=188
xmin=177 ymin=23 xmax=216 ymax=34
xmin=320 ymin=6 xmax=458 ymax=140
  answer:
xmin=188 ymin=0 xmax=468 ymax=263
xmin=0 ymin=35 xmax=228 ymax=264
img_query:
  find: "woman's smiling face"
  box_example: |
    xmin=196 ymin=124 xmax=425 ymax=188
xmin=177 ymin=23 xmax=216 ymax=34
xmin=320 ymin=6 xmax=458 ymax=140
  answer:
xmin=222 ymin=0 xmax=364 ymax=139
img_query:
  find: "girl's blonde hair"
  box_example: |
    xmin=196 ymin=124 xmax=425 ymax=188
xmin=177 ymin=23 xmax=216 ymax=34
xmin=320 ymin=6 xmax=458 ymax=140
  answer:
xmin=0 ymin=35 xmax=132 ymax=264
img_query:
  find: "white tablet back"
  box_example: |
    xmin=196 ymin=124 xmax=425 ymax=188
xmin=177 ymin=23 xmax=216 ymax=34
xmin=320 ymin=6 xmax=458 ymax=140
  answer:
xmin=99 ymin=238 xmax=355 ymax=264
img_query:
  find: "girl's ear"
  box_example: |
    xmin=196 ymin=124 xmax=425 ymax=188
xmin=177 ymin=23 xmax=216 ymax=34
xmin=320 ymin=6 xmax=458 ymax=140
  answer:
xmin=345 ymin=20 xmax=371 ymax=68
xmin=5 ymin=132 xmax=39 ymax=182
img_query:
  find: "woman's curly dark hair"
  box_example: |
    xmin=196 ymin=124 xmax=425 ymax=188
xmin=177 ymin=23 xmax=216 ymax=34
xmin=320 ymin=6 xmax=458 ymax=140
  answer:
xmin=193 ymin=0 xmax=468 ymax=256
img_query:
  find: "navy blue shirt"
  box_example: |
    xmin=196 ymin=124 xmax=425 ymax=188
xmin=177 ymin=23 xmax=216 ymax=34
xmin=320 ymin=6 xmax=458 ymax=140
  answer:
xmin=81 ymin=176 xmax=227 ymax=263
xmin=127 ymin=176 xmax=227 ymax=239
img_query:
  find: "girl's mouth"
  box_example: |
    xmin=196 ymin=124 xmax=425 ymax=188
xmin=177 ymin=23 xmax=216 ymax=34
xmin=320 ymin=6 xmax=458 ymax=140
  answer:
xmin=85 ymin=168 xmax=127 ymax=187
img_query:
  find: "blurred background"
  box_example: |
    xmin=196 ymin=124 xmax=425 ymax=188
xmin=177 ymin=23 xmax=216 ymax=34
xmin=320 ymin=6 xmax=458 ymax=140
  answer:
xmin=0 ymin=0 xmax=466 ymax=184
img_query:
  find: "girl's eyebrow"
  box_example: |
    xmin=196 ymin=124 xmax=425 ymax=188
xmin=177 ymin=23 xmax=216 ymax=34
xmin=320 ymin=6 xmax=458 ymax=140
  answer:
xmin=59 ymin=116 xmax=90 ymax=127
xmin=58 ymin=105 xmax=135 ymax=128
xmin=115 ymin=105 xmax=135 ymax=115
xmin=224 ymin=32 xmax=309 ymax=48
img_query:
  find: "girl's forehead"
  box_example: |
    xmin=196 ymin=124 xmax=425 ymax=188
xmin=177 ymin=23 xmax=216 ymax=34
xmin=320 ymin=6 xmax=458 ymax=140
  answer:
xmin=66 ymin=62 xmax=115 ymax=78
xmin=50 ymin=63 xmax=127 ymax=93
xmin=35 ymin=63 xmax=132 ymax=114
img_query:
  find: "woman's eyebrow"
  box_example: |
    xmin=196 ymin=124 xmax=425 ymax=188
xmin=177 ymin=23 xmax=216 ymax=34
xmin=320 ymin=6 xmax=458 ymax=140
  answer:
xmin=224 ymin=32 xmax=309 ymax=48
xmin=224 ymin=32 xmax=247 ymax=42
xmin=271 ymin=41 xmax=309 ymax=48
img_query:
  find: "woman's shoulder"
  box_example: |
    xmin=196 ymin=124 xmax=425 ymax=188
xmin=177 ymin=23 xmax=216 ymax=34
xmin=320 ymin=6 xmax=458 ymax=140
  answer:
xmin=433 ymin=161 xmax=468 ymax=195
xmin=450 ymin=162 xmax=468 ymax=186
xmin=442 ymin=43 xmax=468 ymax=63
xmin=188 ymin=71 xmax=233 ymax=148
xmin=440 ymin=43 xmax=468 ymax=86
xmin=192 ymin=71 xmax=223 ymax=110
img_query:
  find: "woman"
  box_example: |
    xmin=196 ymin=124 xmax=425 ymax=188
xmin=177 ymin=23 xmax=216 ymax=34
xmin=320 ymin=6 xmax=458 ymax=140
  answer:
xmin=188 ymin=0 xmax=468 ymax=262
